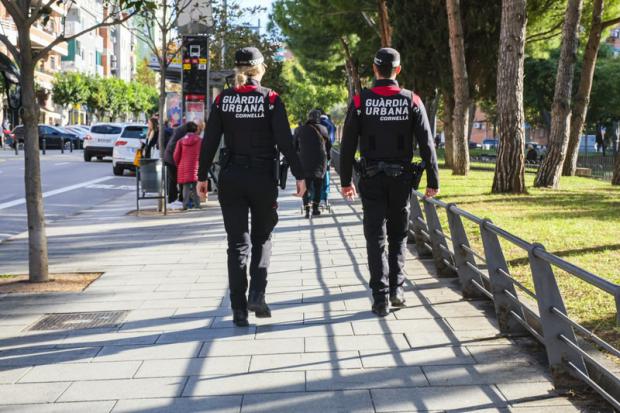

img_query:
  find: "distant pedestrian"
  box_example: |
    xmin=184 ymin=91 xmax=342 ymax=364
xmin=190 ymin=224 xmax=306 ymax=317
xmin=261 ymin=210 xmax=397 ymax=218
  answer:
xmin=526 ymin=145 xmax=538 ymax=162
xmin=145 ymin=116 xmax=159 ymax=158
xmin=164 ymin=122 xmax=192 ymax=203
xmin=295 ymin=109 xmax=331 ymax=218
xmin=173 ymin=121 xmax=203 ymax=210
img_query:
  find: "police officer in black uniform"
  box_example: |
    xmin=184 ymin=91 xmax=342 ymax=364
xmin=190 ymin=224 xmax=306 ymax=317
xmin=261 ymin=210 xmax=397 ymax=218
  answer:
xmin=340 ymin=48 xmax=440 ymax=317
xmin=197 ymin=47 xmax=306 ymax=327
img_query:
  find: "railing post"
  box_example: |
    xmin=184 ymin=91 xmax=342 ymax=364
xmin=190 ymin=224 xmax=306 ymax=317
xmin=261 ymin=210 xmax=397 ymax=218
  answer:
xmin=409 ymin=194 xmax=432 ymax=258
xmin=529 ymin=243 xmax=587 ymax=387
xmin=423 ymin=200 xmax=456 ymax=277
xmin=480 ymin=219 xmax=528 ymax=335
xmin=446 ymin=204 xmax=486 ymax=299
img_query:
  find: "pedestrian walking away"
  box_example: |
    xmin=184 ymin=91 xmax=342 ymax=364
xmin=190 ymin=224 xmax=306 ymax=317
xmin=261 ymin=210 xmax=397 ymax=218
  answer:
xmin=340 ymin=47 xmax=440 ymax=317
xmin=173 ymin=121 xmax=203 ymax=210
xmin=164 ymin=122 xmax=191 ymax=204
xmin=197 ymin=47 xmax=306 ymax=327
xmin=295 ymin=109 xmax=331 ymax=218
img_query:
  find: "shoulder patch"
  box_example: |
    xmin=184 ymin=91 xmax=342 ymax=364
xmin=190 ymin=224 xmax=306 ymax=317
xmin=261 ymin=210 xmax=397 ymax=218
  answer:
xmin=268 ymin=90 xmax=279 ymax=105
xmin=353 ymin=94 xmax=361 ymax=109
xmin=215 ymin=94 xmax=221 ymax=105
xmin=412 ymin=93 xmax=423 ymax=108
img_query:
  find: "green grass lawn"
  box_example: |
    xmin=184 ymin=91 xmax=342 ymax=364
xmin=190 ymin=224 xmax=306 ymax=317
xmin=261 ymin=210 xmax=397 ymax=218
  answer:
xmin=430 ymin=164 xmax=620 ymax=347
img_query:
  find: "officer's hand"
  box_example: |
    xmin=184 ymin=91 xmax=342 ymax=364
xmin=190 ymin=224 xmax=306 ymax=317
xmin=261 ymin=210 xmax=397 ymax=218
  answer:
xmin=294 ymin=180 xmax=306 ymax=197
xmin=425 ymin=188 xmax=439 ymax=198
xmin=341 ymin=184 xmax=357 ymax=201
xmin=197 ymin=181 xmax=209 ymax=197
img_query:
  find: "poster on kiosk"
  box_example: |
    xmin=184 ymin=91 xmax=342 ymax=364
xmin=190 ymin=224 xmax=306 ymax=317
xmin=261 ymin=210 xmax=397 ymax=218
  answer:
xmin=182 ymin=35 xmax=209 ymax=124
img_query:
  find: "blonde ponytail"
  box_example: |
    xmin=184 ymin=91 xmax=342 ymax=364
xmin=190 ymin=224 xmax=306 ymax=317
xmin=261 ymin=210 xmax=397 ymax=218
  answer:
xmin=234 ymin=64 xmax=266 ymax=88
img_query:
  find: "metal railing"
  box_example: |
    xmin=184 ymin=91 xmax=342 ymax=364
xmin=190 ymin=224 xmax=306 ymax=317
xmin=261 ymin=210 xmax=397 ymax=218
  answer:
xmin=409 ymin=192 xmax=620 ymax=409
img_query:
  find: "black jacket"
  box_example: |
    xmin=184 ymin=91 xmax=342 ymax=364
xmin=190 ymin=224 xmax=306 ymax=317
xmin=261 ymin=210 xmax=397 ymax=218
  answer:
xmin=163 ymin=124 xmax=189 ymax=165
xmin=198 ymin=79 xmax=303 ymax=181
xmin=295 ymin=121 xmax=331 ymax=179
xmin=340 ymin=79 xmax=439 ymax=189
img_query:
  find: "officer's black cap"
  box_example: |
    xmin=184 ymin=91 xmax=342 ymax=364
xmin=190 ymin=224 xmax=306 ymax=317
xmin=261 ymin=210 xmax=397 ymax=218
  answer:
xmin=234 ymin=47 xmax=264 ymax=67
xmin=373 ymin=48 xmax=400 ymax=68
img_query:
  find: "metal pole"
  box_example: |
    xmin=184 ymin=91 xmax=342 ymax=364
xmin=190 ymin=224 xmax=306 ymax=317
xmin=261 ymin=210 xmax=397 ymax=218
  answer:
xmin=42 ymin=138 xmax=46 ymax=155
xmin=60 ymin=137 xmax=64 ymax=154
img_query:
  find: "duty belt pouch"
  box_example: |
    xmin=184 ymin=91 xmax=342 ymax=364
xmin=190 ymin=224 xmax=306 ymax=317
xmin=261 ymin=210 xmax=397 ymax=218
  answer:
xmin=411 ymin=162 xmax=425 ymax=190
xmin=219 ymin=147 xmax=231 ymax=169
xmin=273 ymin=155 xmax=280 ymax=185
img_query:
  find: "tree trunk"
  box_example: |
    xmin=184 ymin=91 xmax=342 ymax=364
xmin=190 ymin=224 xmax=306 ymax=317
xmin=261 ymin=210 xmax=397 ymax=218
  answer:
xmin=426 ymin=90 xmax=440 ymax=137
xmin=467 ymin=101 xmax=476 ymax=142
xmin=446 ymin=0 xmax=470 ymax=175
xmin=377 ymin=0 xmax=392 ymax=47
xmin=492 ymin=0 xmax=527 ymax=194
xmin=17 ymin=28 xmax=49 ymax=282
xmin=340 ymin=37 xmax=361 ymax=97
xmin=443 ymin=93 xmax=455 ymax=168
xmin=613 ymin=151 xmax=620 ymax=185
xmin=534 ymin=0 xmax=583 ymax=188
xmin=562 ymin=0 xmax=605 ymax=177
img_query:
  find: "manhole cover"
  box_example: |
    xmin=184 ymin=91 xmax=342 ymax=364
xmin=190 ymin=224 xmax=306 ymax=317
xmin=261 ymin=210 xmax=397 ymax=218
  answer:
xmin=28 ymin=311 xmax=128 ymax=331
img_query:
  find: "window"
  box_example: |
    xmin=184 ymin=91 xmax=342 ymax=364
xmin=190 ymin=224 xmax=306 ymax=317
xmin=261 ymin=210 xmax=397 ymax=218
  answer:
xmin=121 ymin=126 xmax=147 ymax=139
xmin=91 ymin=125 xmax=122 ymax=134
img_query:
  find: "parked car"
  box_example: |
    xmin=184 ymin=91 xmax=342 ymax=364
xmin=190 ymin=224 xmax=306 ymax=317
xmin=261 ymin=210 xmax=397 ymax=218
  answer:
xmin=112 ymin=124 xmax=148 ymax=175
xmin=579 ymin=135 xmax=598 ymax=153
xmin=12 ymin=124 xmax=80 ymax=150
xmin=482 ymin=139 xmax=499 ymax=150
xmin=63 ymin=125 xmax=90 ymax=148
xmin=468 ymin=141 xmax=481 ymax=149
xmin=83 ymin=123 xmax=124 ymax=161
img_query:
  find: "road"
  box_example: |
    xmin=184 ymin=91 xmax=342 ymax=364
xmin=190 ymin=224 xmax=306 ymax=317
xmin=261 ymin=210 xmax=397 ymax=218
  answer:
xmin=0 ymin=150 xmax=136 ymax=242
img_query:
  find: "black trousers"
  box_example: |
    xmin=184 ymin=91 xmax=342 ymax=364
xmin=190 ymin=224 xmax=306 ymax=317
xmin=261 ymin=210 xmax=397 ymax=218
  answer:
xmin=359 ymin=172 xmax=412 ymax=303
xmin=165 ymin=163 xmax=179 ymax=203
xmin=303 ymin=177 xmax=323 ymax=206
xmin=218 ymin=164 xmax=279 ymax=310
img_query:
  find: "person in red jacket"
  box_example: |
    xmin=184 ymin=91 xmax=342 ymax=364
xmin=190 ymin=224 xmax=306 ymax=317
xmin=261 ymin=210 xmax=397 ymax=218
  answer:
xmin=173 ymin=121 xmax=203 ymax=210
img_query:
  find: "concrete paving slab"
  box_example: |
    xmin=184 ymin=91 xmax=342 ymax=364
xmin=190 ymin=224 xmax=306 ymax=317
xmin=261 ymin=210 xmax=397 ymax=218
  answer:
xmin=305 ymin=334 xmax=410 ymax=352
xmin=135 ymin=356 xmax=251 ymax=378
xmin=359 ymin=346 xmax=476 ymax=368
xmin=59 ymin=377 xmax=186 ymax=402
xmin=0 ymin=382 xmax=71 ymax=404
xmin=371 ymin=385 xmax=508 ymax=411
xmin=306 ymin=366 xmax=427 ymax=391
xmin=0 ymin=366 xmax=31 ymax=384
xmin=199 ymin=338 xmax=304 ymax=357
xmin=94 ymin=342 xmax=202 ymax=362
xmin=183 ymin=372 xmax=305 ymax=396
xmin=0 ymin=401 xmax=116 ymax=413
xmin=112 ymin=396 xmax=242 ymax=413
xmin=249 ymin=351 xmax=362 ymax=372
xmin=241 ymin=390 xmax=374 ymax=413
xmin=19 ymin=361 xmax=141 ymax=383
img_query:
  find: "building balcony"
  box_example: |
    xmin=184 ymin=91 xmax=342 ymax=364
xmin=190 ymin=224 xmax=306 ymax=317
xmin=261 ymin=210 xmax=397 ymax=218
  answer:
xmin=30 ymin=25 xmax=68 ymax=56
xmin=0 ymin=18 xmax=17 ymax=46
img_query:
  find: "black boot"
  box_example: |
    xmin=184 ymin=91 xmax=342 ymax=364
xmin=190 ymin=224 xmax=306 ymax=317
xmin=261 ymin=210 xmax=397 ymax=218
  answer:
xmin=248 ymin=291 xmax=272 ymax=318
xmin=312 ymin=203 xmax=321 ymax=216
xmin=372 ymin=301 xmax=389 ymax=317
xmin=390 ymin=287 xmax=406 ymax=307
xmin=304 ymin=205 xmax=310 ymax=219
xmin=232 ymin=309 xmax=249 ymax=327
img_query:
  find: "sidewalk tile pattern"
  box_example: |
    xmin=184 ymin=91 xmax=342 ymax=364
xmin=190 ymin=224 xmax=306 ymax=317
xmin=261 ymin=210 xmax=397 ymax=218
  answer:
xmin=0 ymin=174 xmax=589 ymax=411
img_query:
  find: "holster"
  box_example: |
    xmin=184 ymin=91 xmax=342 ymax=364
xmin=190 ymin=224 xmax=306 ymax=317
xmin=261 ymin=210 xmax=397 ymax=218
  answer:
xmin=219 ymin=147 xmax=231 ymax=169
xmin=410 ymin=161 xmax=426 ymax=190
xmin=279 ymin=158 xmax=289 ymax=190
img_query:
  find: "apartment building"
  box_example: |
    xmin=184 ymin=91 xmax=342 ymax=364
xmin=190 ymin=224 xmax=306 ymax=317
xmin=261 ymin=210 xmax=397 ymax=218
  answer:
xmin=0 ymin=3 xmax=68 ymax=125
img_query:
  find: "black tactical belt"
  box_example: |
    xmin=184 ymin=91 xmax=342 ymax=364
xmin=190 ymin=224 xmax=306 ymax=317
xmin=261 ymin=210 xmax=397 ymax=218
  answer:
xmin=362 ymin=160 xmax=406 ymax=178
xmin=230 ymin=154 xmax=274 ymax=170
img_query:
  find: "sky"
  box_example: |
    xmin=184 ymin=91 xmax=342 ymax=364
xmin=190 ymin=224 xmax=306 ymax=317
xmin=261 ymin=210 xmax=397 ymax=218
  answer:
xmin=236 ymin=0 xmax=274 ymax=33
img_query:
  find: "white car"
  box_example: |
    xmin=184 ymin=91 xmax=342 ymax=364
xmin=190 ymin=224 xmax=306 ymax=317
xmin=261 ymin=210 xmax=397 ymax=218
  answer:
xmin=83 ymin=123 xmax=124 ymax=161
xmin=112 ymin=124 xmax=148 ymax=176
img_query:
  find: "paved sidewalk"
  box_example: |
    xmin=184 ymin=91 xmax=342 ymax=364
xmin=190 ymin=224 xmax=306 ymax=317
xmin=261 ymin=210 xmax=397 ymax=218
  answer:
xmin=0 ymin=173 xmax=591 ymax=412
